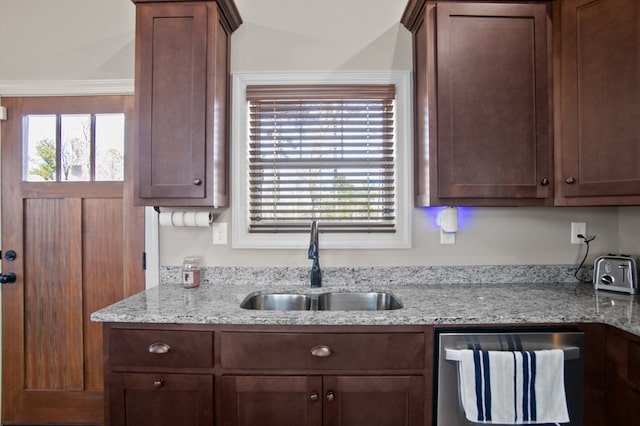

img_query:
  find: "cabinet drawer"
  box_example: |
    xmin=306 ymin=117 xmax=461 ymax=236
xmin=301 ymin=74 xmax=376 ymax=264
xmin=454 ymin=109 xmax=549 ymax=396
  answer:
xmin=220 ymin=332 xmax=425 ymax=370
xmin=109 ymin=329 xmax=213 ymax=368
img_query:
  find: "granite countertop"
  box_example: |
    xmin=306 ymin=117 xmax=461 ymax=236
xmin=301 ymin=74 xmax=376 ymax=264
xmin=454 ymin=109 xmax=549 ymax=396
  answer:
xmin=91 ymin=267 xmax=640 ymax=336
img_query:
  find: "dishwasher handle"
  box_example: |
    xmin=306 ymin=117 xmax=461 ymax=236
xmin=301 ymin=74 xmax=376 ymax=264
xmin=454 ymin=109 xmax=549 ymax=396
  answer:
xmin=444 ymin=346 xmax=580 ymax=362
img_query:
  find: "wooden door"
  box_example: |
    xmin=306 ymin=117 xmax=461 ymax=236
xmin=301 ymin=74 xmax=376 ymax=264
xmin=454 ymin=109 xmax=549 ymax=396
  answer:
xmin=1 ymin=96 xmax=145 ymax=424
xmin=557 ymin=0 xmax=640 ymax=204
xmin=108 ymin=373 xmax=213 ymax=426
xmin=220 ymin=376 xmax=322 ymax=426
xmin=434 ymin=2 xmax=552 ymax=204
xmin=323 ymin=376 xmax=424 ymax=426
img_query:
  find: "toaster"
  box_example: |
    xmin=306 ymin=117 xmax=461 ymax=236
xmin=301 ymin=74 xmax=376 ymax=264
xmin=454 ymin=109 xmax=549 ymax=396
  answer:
xmin=593 ymin=255 xmax=638 ymax=295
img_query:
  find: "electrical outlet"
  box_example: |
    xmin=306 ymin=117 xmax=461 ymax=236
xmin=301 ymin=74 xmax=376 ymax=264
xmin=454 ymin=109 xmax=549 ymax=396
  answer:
xmin=571 ymin=222 xmax=586 ymax=244
xmin=440 ymin=229 xmax=456 ymax=245
xmin=212 ymin=222 xmax=227 ymax=245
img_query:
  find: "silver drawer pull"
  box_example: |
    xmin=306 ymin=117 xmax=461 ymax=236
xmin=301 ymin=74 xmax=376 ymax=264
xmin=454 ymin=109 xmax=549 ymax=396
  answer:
xmin=311 ymin=345 xmax=333 ymax=357
xmin=148 ymin=342 xmax=171 ymax=354
xmin=153 ymin=378 xmax=164 ymax=388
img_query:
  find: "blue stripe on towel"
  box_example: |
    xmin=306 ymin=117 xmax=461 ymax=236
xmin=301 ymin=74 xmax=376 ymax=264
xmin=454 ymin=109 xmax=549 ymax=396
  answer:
xmin=473 ymin=350 xmax=484 ymax=421
xmin=522 ymin=352 xmax=530 ymax=421
xmin=482 ymin=351 xmax=492 ymax=422
xmin=512 ymin=352 xmax=518 ymax=423
xmin=530 ymin=351 xmax=537 ymax=422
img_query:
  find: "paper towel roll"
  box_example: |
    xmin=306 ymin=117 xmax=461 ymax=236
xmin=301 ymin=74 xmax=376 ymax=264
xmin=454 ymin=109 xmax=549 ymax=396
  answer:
xmin=158 ymin=211 xmax=213 ymax=227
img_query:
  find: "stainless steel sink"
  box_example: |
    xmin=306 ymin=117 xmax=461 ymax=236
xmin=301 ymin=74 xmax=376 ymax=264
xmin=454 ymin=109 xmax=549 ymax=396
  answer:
xmin=317 ymin=291 xmax=403 ymax=311
xmin=240 ymin=293 xmax=312 ymax=311
xmin=240 ymin=291 xmax=402 ymax=311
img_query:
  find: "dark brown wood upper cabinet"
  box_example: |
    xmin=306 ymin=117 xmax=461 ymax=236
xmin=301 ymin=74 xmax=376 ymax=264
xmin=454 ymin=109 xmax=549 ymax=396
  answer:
xmin=132 ymin=0 xmax=242 ymax=207
xmin=555 ymin=0 xmax=640 ymax=205
xmin=404 ymin=0 xmax=640 ymax=207
xmin=403 ymin=1 xmax=553 ymax=207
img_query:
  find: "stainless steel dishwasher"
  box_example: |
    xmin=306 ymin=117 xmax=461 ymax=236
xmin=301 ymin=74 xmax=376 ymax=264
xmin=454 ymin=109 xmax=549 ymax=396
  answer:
xmin=435 ymin=328 xmax=584 ymax=425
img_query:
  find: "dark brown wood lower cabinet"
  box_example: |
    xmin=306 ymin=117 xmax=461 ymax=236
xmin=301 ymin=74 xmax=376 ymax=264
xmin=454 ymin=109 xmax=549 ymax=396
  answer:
xmin=220 ymin=375 xmax=423 ymax=426
xmin=323 ymin=376 xmax=424 ymax=426
xmin=107 ymin=373 xmax=214 ymax=426
xmin=105 ymin=322 xmax=640 ymax=426
xmin=603 ymin=327 xmax=640 ymax=426
xmin=220 ymin=376 xmax=321 ymax=426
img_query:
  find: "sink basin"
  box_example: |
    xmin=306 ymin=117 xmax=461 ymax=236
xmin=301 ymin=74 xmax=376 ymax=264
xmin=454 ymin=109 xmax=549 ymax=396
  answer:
xmin=240 ymin=293 xmax=312 ymax=311
xmin=240 ymin=291 xmax=402 ymax=311
xmin=317 ymin=292 xmax=403 ymax=311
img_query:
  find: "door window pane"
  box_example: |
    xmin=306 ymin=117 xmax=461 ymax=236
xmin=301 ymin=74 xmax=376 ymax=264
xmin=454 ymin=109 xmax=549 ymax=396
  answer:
xmin=95 ymin=114 xmax=125 ymax=181
xmin=22 ymin=113 xmax=125 ymax=182
xmin=24 ymin=115 xmax=57 ymax=181
xmin=61 ymin=114 xmax=91 ymax=181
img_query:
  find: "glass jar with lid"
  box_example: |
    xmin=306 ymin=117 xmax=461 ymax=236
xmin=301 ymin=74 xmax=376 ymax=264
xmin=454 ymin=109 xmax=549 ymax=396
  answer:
xmin=182 ymin=256 xmax=201 ymax=288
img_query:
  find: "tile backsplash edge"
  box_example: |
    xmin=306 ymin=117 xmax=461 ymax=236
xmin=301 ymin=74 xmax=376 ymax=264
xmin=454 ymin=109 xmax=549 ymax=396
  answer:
xmin=158 ymin=265 xmax=587 ymax=286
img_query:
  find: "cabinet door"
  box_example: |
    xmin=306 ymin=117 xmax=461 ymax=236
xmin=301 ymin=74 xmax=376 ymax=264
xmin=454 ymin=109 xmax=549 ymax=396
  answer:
xmin=220 ymin=376 xmax=322 ymax=426
xmin=558 ymin=0 xmax=640 ymax=204
xmin=134 ymin=2 xmax=230 ymax=206
xmin=323 ymin=376 xmax=424 ymax=426
xmin=107 ymin=373 xmax=213 ymax=426
xmin=434 ymin=2 xmax=552 ymax=204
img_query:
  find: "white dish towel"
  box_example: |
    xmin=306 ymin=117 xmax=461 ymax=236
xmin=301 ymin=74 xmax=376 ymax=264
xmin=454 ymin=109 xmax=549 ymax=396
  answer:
xmin=457 ymin=349 xmax=569 ymax=425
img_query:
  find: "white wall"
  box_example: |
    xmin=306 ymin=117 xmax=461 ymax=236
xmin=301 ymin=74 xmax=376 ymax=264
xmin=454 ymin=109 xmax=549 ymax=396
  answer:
xmin=0 ymin=0 xmax=638 ymax=271
xmin=619 ymin=207 xmax=640 ymax=255
xmin=0 ymin=0 xmax=135 ymax=80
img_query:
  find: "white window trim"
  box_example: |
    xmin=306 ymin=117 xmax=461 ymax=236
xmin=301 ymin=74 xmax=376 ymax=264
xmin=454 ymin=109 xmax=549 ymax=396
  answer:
xmin=231 ymin=71 xmax=412 ymax=249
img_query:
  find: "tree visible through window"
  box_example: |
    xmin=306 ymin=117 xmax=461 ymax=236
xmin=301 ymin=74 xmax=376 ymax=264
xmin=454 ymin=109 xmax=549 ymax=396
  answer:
xmin=246 ymin=84 xmax=397 ymax=234
xmin=24 ymin=113 xmax=125 ymax=182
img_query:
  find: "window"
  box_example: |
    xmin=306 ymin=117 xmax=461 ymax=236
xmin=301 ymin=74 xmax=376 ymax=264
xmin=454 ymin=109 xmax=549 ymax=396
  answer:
xmin=247 ymin=84 xmax=396 ymax=233
xmin=232 ymin=72 xmax=412 ymax=249
xmin=24 ymin=113 xmax=125 ymax=182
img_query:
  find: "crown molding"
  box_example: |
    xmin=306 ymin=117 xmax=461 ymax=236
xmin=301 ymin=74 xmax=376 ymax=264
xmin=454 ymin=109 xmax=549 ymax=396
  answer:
xmin=0 ymin=79 xmax=134 ymax=97
xmin=131 ymin=0 xmax=242 ymax=32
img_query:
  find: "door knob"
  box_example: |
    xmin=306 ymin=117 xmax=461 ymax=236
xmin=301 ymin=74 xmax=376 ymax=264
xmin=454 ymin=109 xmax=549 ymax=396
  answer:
xmin=0 ymin=272 xmax=16 ymax=284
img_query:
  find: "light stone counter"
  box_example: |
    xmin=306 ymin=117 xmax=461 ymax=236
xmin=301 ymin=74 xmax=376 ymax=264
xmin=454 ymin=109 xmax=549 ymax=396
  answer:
xmin=91 ymin=266 xmax=640 ymax=336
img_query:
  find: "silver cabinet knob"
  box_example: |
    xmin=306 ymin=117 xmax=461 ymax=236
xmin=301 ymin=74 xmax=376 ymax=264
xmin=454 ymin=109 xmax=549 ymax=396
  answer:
xmin=192 ymin=178 xmax=203 ymax=186
xmin=153 ymin=378 xmax=164 ymax=388
xmin=310 ymin=392 xmax=319 ymax=402
xmin=565 ymin=177 xmax=576 ymax=184
xmin=326 ymin=391 xmax=335 ymax=402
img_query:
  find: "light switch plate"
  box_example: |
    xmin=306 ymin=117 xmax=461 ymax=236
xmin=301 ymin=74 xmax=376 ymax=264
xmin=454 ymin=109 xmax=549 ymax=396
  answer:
xmin=212 ymin=222 xmax=227 ymax=245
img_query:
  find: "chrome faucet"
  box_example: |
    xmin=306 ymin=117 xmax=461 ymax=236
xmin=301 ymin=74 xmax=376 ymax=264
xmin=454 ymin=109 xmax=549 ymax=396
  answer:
xmin=308 ymin=220 xmax=322 ymax=287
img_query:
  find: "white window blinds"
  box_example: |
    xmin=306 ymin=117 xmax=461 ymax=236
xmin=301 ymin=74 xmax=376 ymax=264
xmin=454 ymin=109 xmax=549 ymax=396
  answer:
xmin=246 ymin=84 xmax=397 ymax=233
